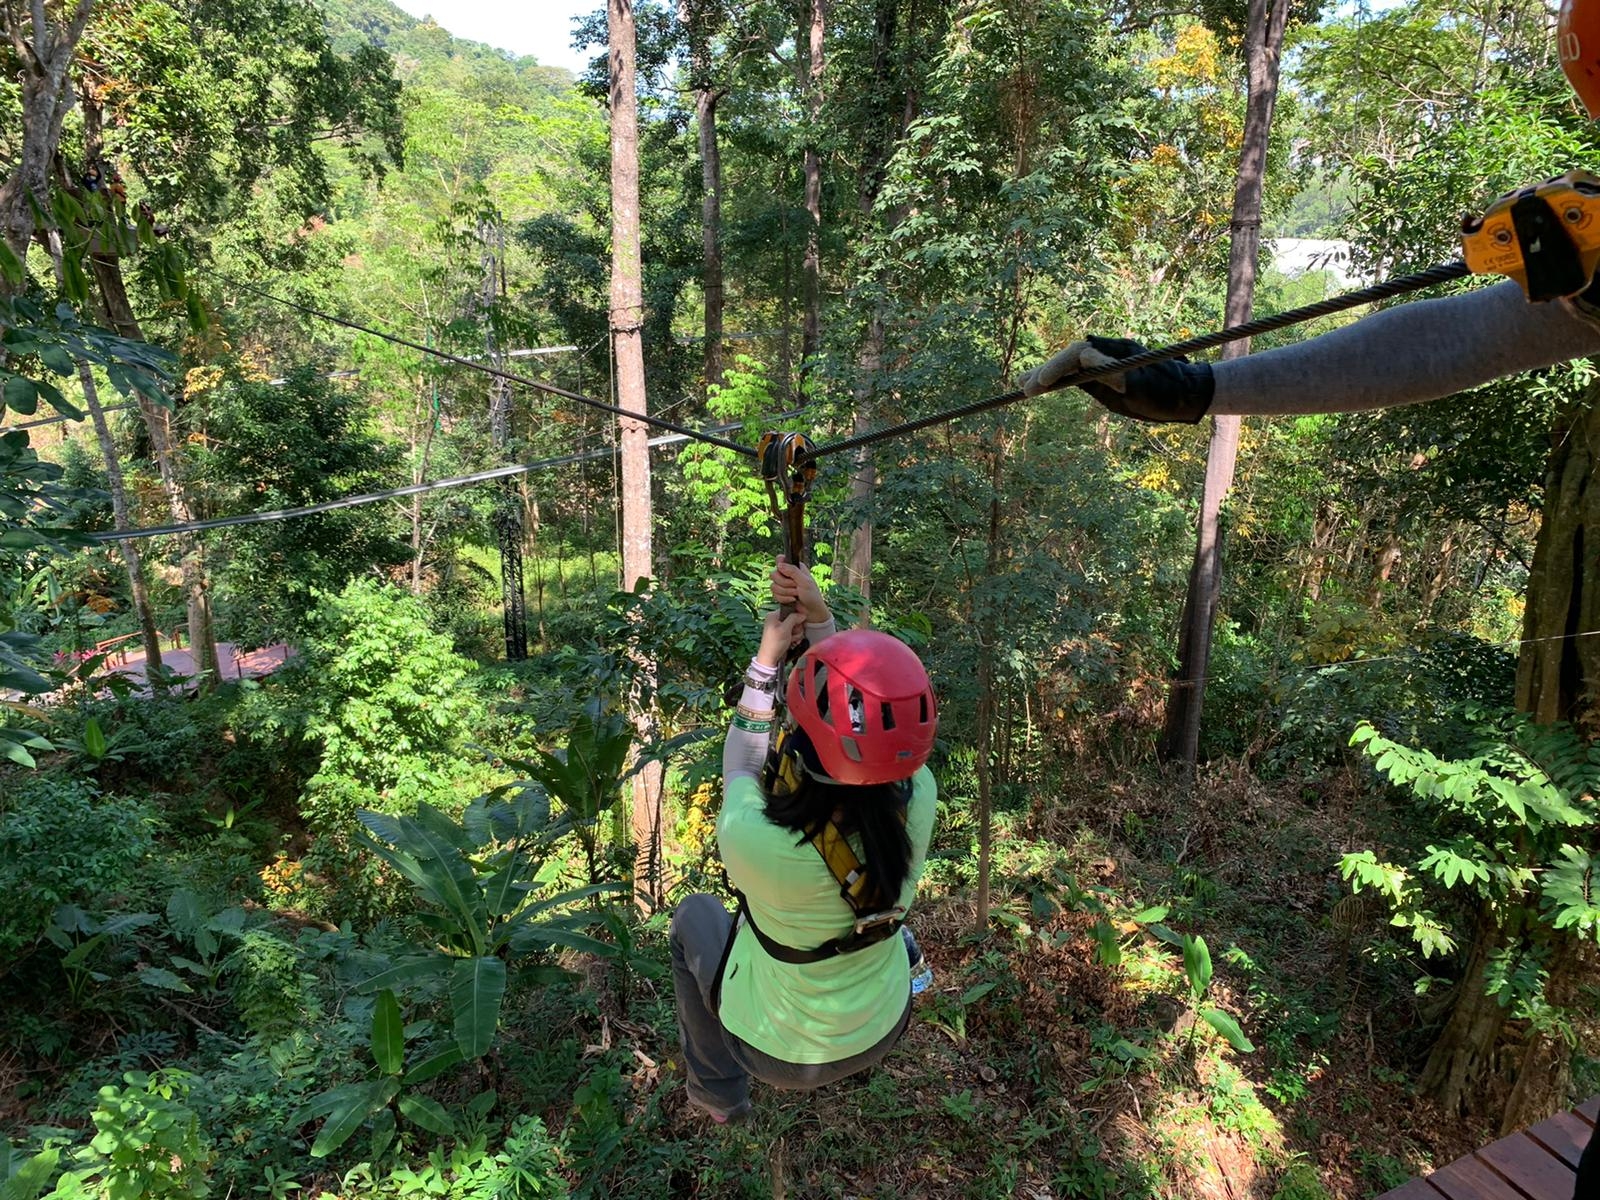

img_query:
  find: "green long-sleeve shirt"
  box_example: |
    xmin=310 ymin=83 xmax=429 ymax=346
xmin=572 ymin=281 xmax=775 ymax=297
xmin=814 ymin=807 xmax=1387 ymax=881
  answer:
xmin=714 ymin=769 xmax=937 ymax=1064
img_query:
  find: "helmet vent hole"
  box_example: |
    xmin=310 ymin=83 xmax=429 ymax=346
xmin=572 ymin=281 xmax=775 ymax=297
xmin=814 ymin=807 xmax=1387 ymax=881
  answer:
xmin=881 ymin=703 xmax=896 ymax=731
xmin=813 ymin=664 xmax=831 ymax=724
xmin=919 ymin=695 xmax=930 ymax=723
xmin=840 ymin=736 xmax=863 ymax=762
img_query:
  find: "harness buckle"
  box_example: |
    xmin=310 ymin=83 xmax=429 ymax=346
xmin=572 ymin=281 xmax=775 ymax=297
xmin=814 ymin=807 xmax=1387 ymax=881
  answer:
xmin=852 ymin=907 xmax=906 ymax=937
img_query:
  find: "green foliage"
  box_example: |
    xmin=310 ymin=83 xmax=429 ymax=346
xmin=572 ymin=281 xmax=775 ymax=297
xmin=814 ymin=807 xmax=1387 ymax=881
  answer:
xmin=227 ymin=929 xmax=312 ymax=1039
xmin=1344 ymin=716 xmax=1600 ymax=1041
xmin=47 ymin=1071 xmax=212 ymax=1200
xmin=288 ymin=579 xmax=487 ymax=881
xmin=0 ymin=777 xmax=156 ymax=958
xmin=0 ymin=294 xmax=177 ymax=767
xmin=291 ymin=790 xmax=627 ymax=1157
xmin=506 ymin=697 xmax=633 ymax=887
xmin=1180 ymin=934 xmax=1256 ymax=1054
xmin=189 ymin=367 xmax=406 ymax=642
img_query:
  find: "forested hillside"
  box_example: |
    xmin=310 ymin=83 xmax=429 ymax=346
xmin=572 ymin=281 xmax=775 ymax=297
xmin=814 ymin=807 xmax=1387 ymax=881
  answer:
xmin=2 ymin=0 xmax=1599 ymax=1196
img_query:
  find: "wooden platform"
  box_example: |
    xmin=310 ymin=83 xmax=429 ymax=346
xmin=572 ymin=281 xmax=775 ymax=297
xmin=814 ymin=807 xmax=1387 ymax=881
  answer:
xmin=1379 ymin=1096 xmax=1594 ymax=1200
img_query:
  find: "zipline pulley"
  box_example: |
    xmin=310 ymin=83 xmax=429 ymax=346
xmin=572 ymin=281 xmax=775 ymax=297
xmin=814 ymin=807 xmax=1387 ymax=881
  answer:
xmin=758 ymin=431 xmax=817 ymax=572
xmin=1461 ymin=169 xmax=1600 ymax=301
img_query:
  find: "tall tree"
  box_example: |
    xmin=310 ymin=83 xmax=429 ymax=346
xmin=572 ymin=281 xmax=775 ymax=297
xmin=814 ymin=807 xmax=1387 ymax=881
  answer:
xmin=609 ymin=0 xmax=664 ymax=909
xmin=1159 ymin=0 xmax=1291 ymax=768
xmin=0 ymin=0 xmax=95 ymax=274
xmin=680 ymin=0 xmax=726 ymax=393
xmin=799 ymin=0 xmax=827 ymax=381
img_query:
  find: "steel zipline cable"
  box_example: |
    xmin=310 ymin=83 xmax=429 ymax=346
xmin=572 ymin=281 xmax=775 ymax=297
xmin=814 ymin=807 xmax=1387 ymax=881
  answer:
xmin=83 ymin=426 xmax=730 ymax=543
xmin=801 ymin=260 xmax=1475 ymax=463
xmin=50 ymin=259 xmax=1475 ymax=543
xmin=228 ymin=281 xmax=759 ymax=459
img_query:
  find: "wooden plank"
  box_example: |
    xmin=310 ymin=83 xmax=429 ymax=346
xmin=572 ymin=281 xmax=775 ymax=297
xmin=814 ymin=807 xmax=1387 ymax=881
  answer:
xmin=1379 ymin=1178 xmax=1448 ymax=1200
xmin=1476 ymin=1132 xmax=1576 ymax=1200
xmin=1430 ymin=1152 xmax=1525 ymax=1200
xmin=1527 ymin=1111 xmax=1592 ymax=1170
xmin=1578 ymin=1096 xmax=1600 ymax=1125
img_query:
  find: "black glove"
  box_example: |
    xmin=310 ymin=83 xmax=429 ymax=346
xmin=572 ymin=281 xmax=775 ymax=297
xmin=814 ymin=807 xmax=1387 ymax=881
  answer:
xmin=1021 ymin=336 xmax=1215 ymax=424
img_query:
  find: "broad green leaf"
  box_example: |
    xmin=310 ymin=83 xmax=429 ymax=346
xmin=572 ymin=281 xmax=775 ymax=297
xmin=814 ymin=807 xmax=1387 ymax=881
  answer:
xmin=136 ymin=966 xmax=193 ymax=993
xmin=1182 ymin=935 xmax=1213 ymax=996
xmin=509 ymin=924 xmax=617 ymax=958
xmin=370 ymin=989 xmax=404 ymax=1076
xmin=0 ymin=238 xmax=22 ymax=287
xmin=481 ymin=862 xmax=528 ymax=918
xmin=355 ymin=956 xmax=451 ymax=995
xmin=309 ymin=1079 xmax=397 ymax=1157
xmin=450 ymin=956 xmax=506 ymax=1060
xmin=369 ymin=1106 xmax=396 ymax=1163
xmin=402 ymin=1046 xmax=464 ymax=1084
xmin=411 ymin=802 xmax=474 ymax=853
xmin=0 ymin=1145 xmax=58 ymax=1200
xmin=166 ymin=888 xmax=203 ymax=936
xmin=2 ymin=375 xmax=38 ymax=416
xmin=505 ymin=881 xmax=626 ymax=927
xmin=384 ymin=813 xmax=486 ymax=953
xmin=398 ymin=1094 xmax=457 ymax=1137
xmin=289 ymin=1080 xmax=383 ymax=1127
xmin=37 ymin=345 xmax=72 ymax=376
xmin=1199 ymin=1007 xmax=1255 ymax=1053
xmin=960 ymin=981 xmax=997 ymax=1005
xmin=1091 ymin=918 xmax=1122 ymax=967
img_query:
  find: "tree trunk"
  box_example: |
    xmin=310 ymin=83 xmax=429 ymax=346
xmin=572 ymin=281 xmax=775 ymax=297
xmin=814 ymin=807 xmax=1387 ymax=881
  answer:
xmin=610 ymin=0 xmax=663 ymax=911
xmin=799 ymin=0 xmax=826 ymax=383
xmin=89 ymin=241 xmax=217 ymax=683
xmin=697 ymin=86 xmax=725 ymax=393
xmin=844 ymin=0 xmax=921 ymax=605
xmin=679 ymin=0 xmax=725 ymax=394
xmin=846 ymin=313 xmax=880 ymax=606
xmin=1515 ymin=392 xmax=1600 ymax=730
xmin=1418 ymin=901 xmax=1511 ymax=1114
xmin=1499 ymin=935 xmax=1589 ymax=1133
xmin=76 ymin=367 xmax=166 ymax=682
xmin=1159 ymin=0 xmax=1289 ymax=767
xmin=1415 ymin=396 xmax=1600 ymax=1124
xmin=0 ymin=0 xmax=95 ymax=275
xmin=43 ymin=230 xmax=164 ymax=679
xmin=972 ymin=446 xmax=1004 ymax=934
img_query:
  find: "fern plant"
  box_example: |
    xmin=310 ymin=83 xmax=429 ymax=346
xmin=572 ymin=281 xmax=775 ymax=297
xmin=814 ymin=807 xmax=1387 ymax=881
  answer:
xmin=1342 ymin=715 xmax=1600 ymax=1003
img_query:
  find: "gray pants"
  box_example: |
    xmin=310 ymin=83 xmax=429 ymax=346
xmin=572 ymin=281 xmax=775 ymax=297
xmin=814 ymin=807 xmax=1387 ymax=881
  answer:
xmin=669 ymin=893 xmax=912 ymax=1119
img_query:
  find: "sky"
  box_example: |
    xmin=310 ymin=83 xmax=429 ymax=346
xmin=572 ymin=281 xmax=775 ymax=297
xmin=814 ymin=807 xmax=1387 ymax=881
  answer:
xmin=387 ymin=0 xmax=602 ymax=74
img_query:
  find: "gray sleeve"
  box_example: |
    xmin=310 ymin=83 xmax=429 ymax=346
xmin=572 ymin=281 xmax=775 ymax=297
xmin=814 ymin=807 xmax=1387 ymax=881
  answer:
xmin=723 ymin=685 xmax=776 ymax=784
xmin=1211 ymin=280 xmax=1600 ymax=416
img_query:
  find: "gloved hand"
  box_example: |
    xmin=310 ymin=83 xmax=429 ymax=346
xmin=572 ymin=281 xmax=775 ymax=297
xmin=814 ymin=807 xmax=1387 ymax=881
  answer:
xmin=1020 ymin=336 xmax=1215 ymax=424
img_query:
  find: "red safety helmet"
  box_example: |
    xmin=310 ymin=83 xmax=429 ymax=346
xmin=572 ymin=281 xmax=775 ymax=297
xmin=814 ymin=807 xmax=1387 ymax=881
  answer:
xmin=785 ymin=630 xmax=938 ymax=786
xmin=1561 ymin=0 xmax=1600 ymax=117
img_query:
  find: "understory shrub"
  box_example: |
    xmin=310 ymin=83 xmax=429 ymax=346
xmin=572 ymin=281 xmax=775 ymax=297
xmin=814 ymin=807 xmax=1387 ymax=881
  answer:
xmin=0 ymin=776 xmax=156 ymax=957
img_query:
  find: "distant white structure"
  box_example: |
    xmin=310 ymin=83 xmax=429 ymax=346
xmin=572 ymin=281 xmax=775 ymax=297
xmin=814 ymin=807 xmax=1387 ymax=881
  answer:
xmin=1268 ymin=238 xmax=1374 ymax=288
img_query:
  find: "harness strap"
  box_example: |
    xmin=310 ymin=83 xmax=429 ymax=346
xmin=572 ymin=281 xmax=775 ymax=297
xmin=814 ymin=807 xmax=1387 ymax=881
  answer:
xmin=734 ymin=889 xmax=904 ymax=964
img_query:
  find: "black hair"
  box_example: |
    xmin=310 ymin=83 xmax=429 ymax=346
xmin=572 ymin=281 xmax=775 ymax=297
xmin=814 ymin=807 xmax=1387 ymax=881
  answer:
xmin=761 ymin=729 xmax=914 ymax=904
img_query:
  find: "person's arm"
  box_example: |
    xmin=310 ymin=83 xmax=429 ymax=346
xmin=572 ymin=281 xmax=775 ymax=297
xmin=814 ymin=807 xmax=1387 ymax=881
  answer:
xmin=1022 ymin=280 xmax=1600 ymax=421
xmin=723 ymin=610 xmax=808 ymax=785
xmin=1213 ymin=280 xmax=1600 ymax=415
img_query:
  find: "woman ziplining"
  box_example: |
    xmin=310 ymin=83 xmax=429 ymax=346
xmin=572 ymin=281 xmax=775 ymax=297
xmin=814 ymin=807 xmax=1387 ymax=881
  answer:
xmin=670 ymin=557 xmax=938 ymax=1122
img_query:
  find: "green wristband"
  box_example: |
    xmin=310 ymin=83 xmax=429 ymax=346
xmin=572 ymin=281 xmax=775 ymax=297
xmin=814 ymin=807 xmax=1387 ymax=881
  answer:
xmin=731 ymin=713 xmax=774 ymax=734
